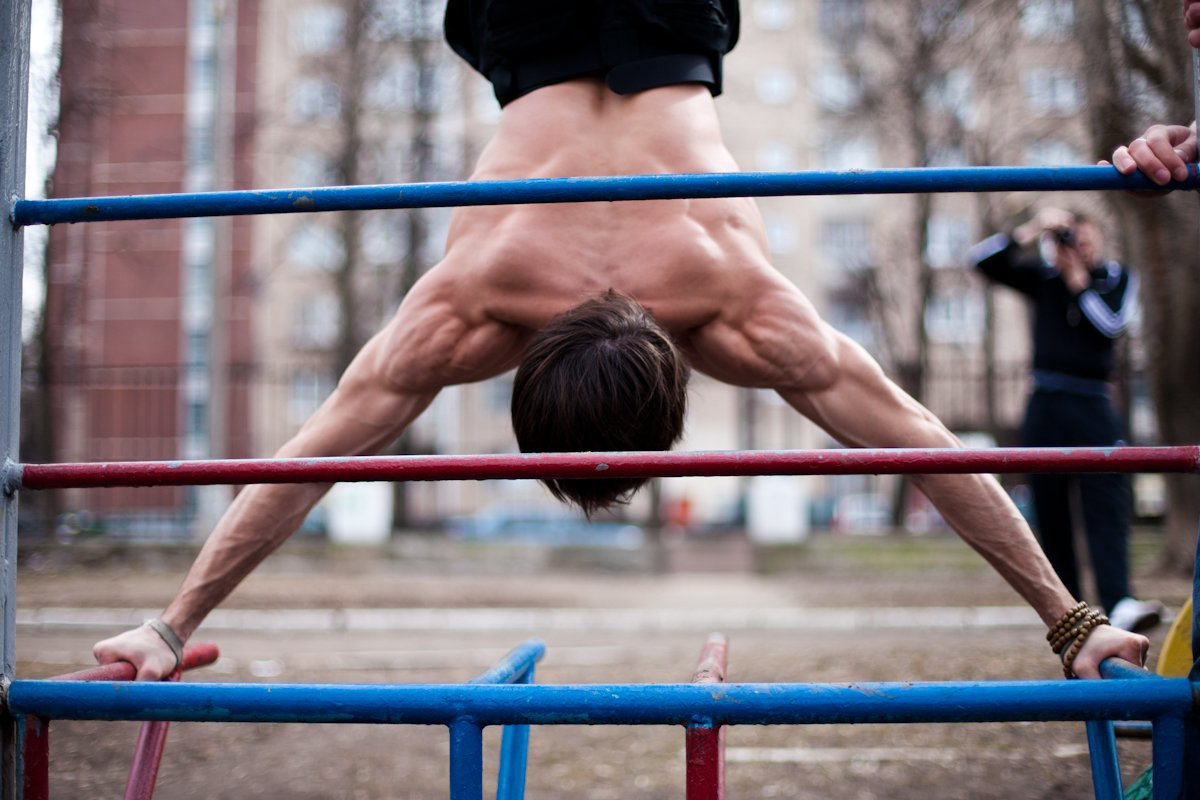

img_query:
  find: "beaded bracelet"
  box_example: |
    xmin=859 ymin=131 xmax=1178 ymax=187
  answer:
xmin=1045 ymin=602 xmax=1089 ymax=644
xmin=1049 ymin=608 xmax=1106 ymax=654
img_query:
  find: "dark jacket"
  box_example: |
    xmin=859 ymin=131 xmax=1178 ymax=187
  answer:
xmin=970 ymin=233 xmax=1138 ymax=382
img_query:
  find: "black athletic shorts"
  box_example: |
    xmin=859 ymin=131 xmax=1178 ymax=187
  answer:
xmin=445 ymin=0 xmax=740 ymax=107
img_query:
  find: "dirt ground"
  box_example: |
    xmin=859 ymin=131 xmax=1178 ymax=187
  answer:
xmin=12 ymin=532 xmax=1194 ymax=800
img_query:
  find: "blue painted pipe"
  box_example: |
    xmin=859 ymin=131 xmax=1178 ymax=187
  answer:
xmin=7 ymin=677 xmax=1192 ymax=726
xmin=468 ymin=640 xmax=544 ymax=686
xmin=1085 ymin=720 xmax=1123 ymax=800
xmin=496 ymin=663 xmax=536 ymax=800
xmin=469 ymin=641 xmax=543 ymax=800
xmin=11 ymin=165 xmax=1199 ymax=226
xmin=449 ymin=719 xmax=484 ymax=800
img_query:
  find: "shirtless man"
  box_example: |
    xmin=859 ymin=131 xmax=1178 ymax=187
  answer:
xmin=94 ymin=1 xmax=1147 ymax=681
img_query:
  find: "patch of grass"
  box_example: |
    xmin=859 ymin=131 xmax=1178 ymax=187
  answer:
xmin=755 ymin=531 xmax=991 ymax=574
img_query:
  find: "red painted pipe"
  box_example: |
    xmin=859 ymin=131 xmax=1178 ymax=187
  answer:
xmin=22 ymin=716 xmax=50 ymax=800
xmin=20 ymin=645 xmax=219 ymax=800
xmin=124 ymin=681 xmax=176 ymax=800
xmin=43 ymin=643 xmax=220 ymax=682
xmin=687 ymin=633 xmax=729 ymax=800
xmin=15 ymin=446 xmax=1200 ymax=490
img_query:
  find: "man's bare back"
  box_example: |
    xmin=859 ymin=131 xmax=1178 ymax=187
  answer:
xmin=409 ymin=78 xmax=832 ymax=394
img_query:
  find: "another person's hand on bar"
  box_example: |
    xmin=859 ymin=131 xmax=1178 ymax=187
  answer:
xmin=1105 ymin=2 xmax=1200 ymax=185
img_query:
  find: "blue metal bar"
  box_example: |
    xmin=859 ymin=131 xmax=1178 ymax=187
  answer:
xmin=495 ymin=663 xmax=535 ymax=800
xmin=468 ymin=640 xmax=544 ymax=687
xmin=1084 ymin=720 xmax=1122 ymax=800
xmin=468 ymin=641 xmax=543 ymax=800
xmin=449 ymin=719 xmax=484 ymax=800
xmin=1187 ymin=519 xmax=1200 ymax=799
xmin=11 ymin=165 xmax=1200 ymax=226
xmin=7 ymin=676 xmax=1192 ymax=726
xmin=0 ymin=0 xmax=32 ymax=795
xmin=1151 ymin=713 xmax=1187 ymax=800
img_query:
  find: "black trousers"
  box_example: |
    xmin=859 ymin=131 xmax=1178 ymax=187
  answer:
xmin=1020 ymin=389 xmax=1131 ymax=612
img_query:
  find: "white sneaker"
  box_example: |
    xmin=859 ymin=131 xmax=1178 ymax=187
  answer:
xmin=1108 ymin=597 xmax=1166 ymax=633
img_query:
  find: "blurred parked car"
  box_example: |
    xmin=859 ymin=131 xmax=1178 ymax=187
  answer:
xmin=447 ymin=503 xmax=644 ymax=549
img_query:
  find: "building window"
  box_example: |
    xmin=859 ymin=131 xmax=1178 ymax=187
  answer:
xmin=290 ymin=150 xmax=337 ymax=187
xmin=1025 ymin=138 xmax=1080 ymax=166
xmin=473 ymin=77 xmax=502 ymax=122
xmin=925 ymin=144 xmax=969 ymax=168
xmin=361 ymin=211 xmax=409 ymax=266
xmin=755 ymin=0 xmax=795 ymax=31
xmin=822 ymin=218 xmax=872 ymax=271
xmin=290 ymin=77 xmax=341 ymax=122
xmin=291 ymin=294 xmax=341 ymax=351
xmin=925 ymin=214 xmax=974 ymax=269
xmin=370 ymin=0 xmax=441 ymax=41
xmin=1024 ymin=68 xmax=1082 ymax=115
xmin=287 ymin=223 xmax=344 ymax=272
xmin=923 ymin=69 xmax=974 ymax=127
xmin=367 ymin=56 xmax=417 ymax=112
xmin=1019 ymin=0 xmax=1074 ymax=41
xmin=755 ymin=68 xmax=797 ymax=105
xmin=291 ymin=6 xmax=345 ymax=54
xmin=764 ymin=213 xmax=797 ymax=256
xmin=919 ymin=0 xmax=973 ymax=39
xmin=756 ymin=141 xmax=797 ymax=172
xmin=812 ymin=64 xmax=861 ymax=113
xmin=925 ymin=290 xmax=984 ymax=345
xmin=817 ymin=134 xmax=877 ymax=171
xmin=818 ymin=0 xmax=865 ymax=40
xmin=288 ymin=370 xmax=336 ymax=424
xmin=486 ymin=375 xmax=513 ymax=413
xmin=826 ymin=300 xmax=874 ymax=348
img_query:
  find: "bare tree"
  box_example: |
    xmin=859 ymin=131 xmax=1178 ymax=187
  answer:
xmin=829 ymin=0 xmax=1020 ymax=522
xmin=1075 ymin=1 xmax=1200 ymax=573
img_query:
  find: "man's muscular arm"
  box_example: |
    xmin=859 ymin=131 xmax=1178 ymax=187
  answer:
xmin=688 ymin=273 xmax=1148 ymax=678
xmin=94 ymin=279 xmax=528 ymax=679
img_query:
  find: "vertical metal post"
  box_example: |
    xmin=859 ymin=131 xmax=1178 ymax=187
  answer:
xmin=1151 ymin=713 xmax=1187 ymax=800
xmin=18 ymin=718 xmax=45 ymax=800
xmin=1188 ymin=46 xmax=1200 ymax=800
xmin=0 ymin=0 xmax=31 ymax=796
xmin=495 ymin=663 xmax=534 ymax=800
xmin=686 ymin=634 xmax=728 ymax=800
xmin=1083 ymin=720 xmax=1122 ymax=800
xmin=449 ymin=719 xmax=483 ymax=800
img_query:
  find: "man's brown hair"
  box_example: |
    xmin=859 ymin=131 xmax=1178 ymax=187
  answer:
xmin=511 ymin=290 xmax=690 ymax=515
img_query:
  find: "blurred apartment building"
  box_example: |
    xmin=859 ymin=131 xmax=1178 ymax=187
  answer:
xmin=41 ymin=0 xmax=260 ymax=534
xmin=37 ymin=0 xmax=1117 ymax=535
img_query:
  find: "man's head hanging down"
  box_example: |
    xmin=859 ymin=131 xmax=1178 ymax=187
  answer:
xmin=511 ymin=290 xmax=690 ymax=514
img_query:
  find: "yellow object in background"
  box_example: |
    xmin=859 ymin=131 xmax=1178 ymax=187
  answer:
xmin=1155 ymin=598 xmax=1193 ymax=677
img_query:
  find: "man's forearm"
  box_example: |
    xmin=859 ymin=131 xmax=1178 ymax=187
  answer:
xmin=160 ymin=480 xmax=333 ymax=640
xmin=909 ymin=472 xmax=1074 ymax=626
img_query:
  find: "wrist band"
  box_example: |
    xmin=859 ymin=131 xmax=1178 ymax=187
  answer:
xmin=144 ymin=617 xmax=184 ymax=670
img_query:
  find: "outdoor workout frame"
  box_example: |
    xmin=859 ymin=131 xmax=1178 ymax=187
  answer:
xmin=2 ymin=0 xmax=1199 ymax=797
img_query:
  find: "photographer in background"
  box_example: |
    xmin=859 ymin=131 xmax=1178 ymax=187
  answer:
xmin=970 ymin=209 xmax=1165 ymax=632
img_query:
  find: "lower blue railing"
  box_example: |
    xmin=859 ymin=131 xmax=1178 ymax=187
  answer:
xmin=7 ymin=652 xmax=1197 ymax=800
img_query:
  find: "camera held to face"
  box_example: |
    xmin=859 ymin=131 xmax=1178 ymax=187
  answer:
xmin=1052 ymin=227 xmax=1077 ymax=248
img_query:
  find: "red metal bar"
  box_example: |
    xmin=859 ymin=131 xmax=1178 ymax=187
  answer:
xmin=42 ymin=643 xmax=220 ymax=682
xmin=687 ymin=633 xmax=728 ymax=800
xmin=22 ymin=716 xmax=50 ymax=800
xmin=15 ymin=446 xmax=1200 ymax=490
xmin=20 ymin=644 xmax=219 ymax=800
xmin=123 ymin=676 xmax=178 ymax=800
